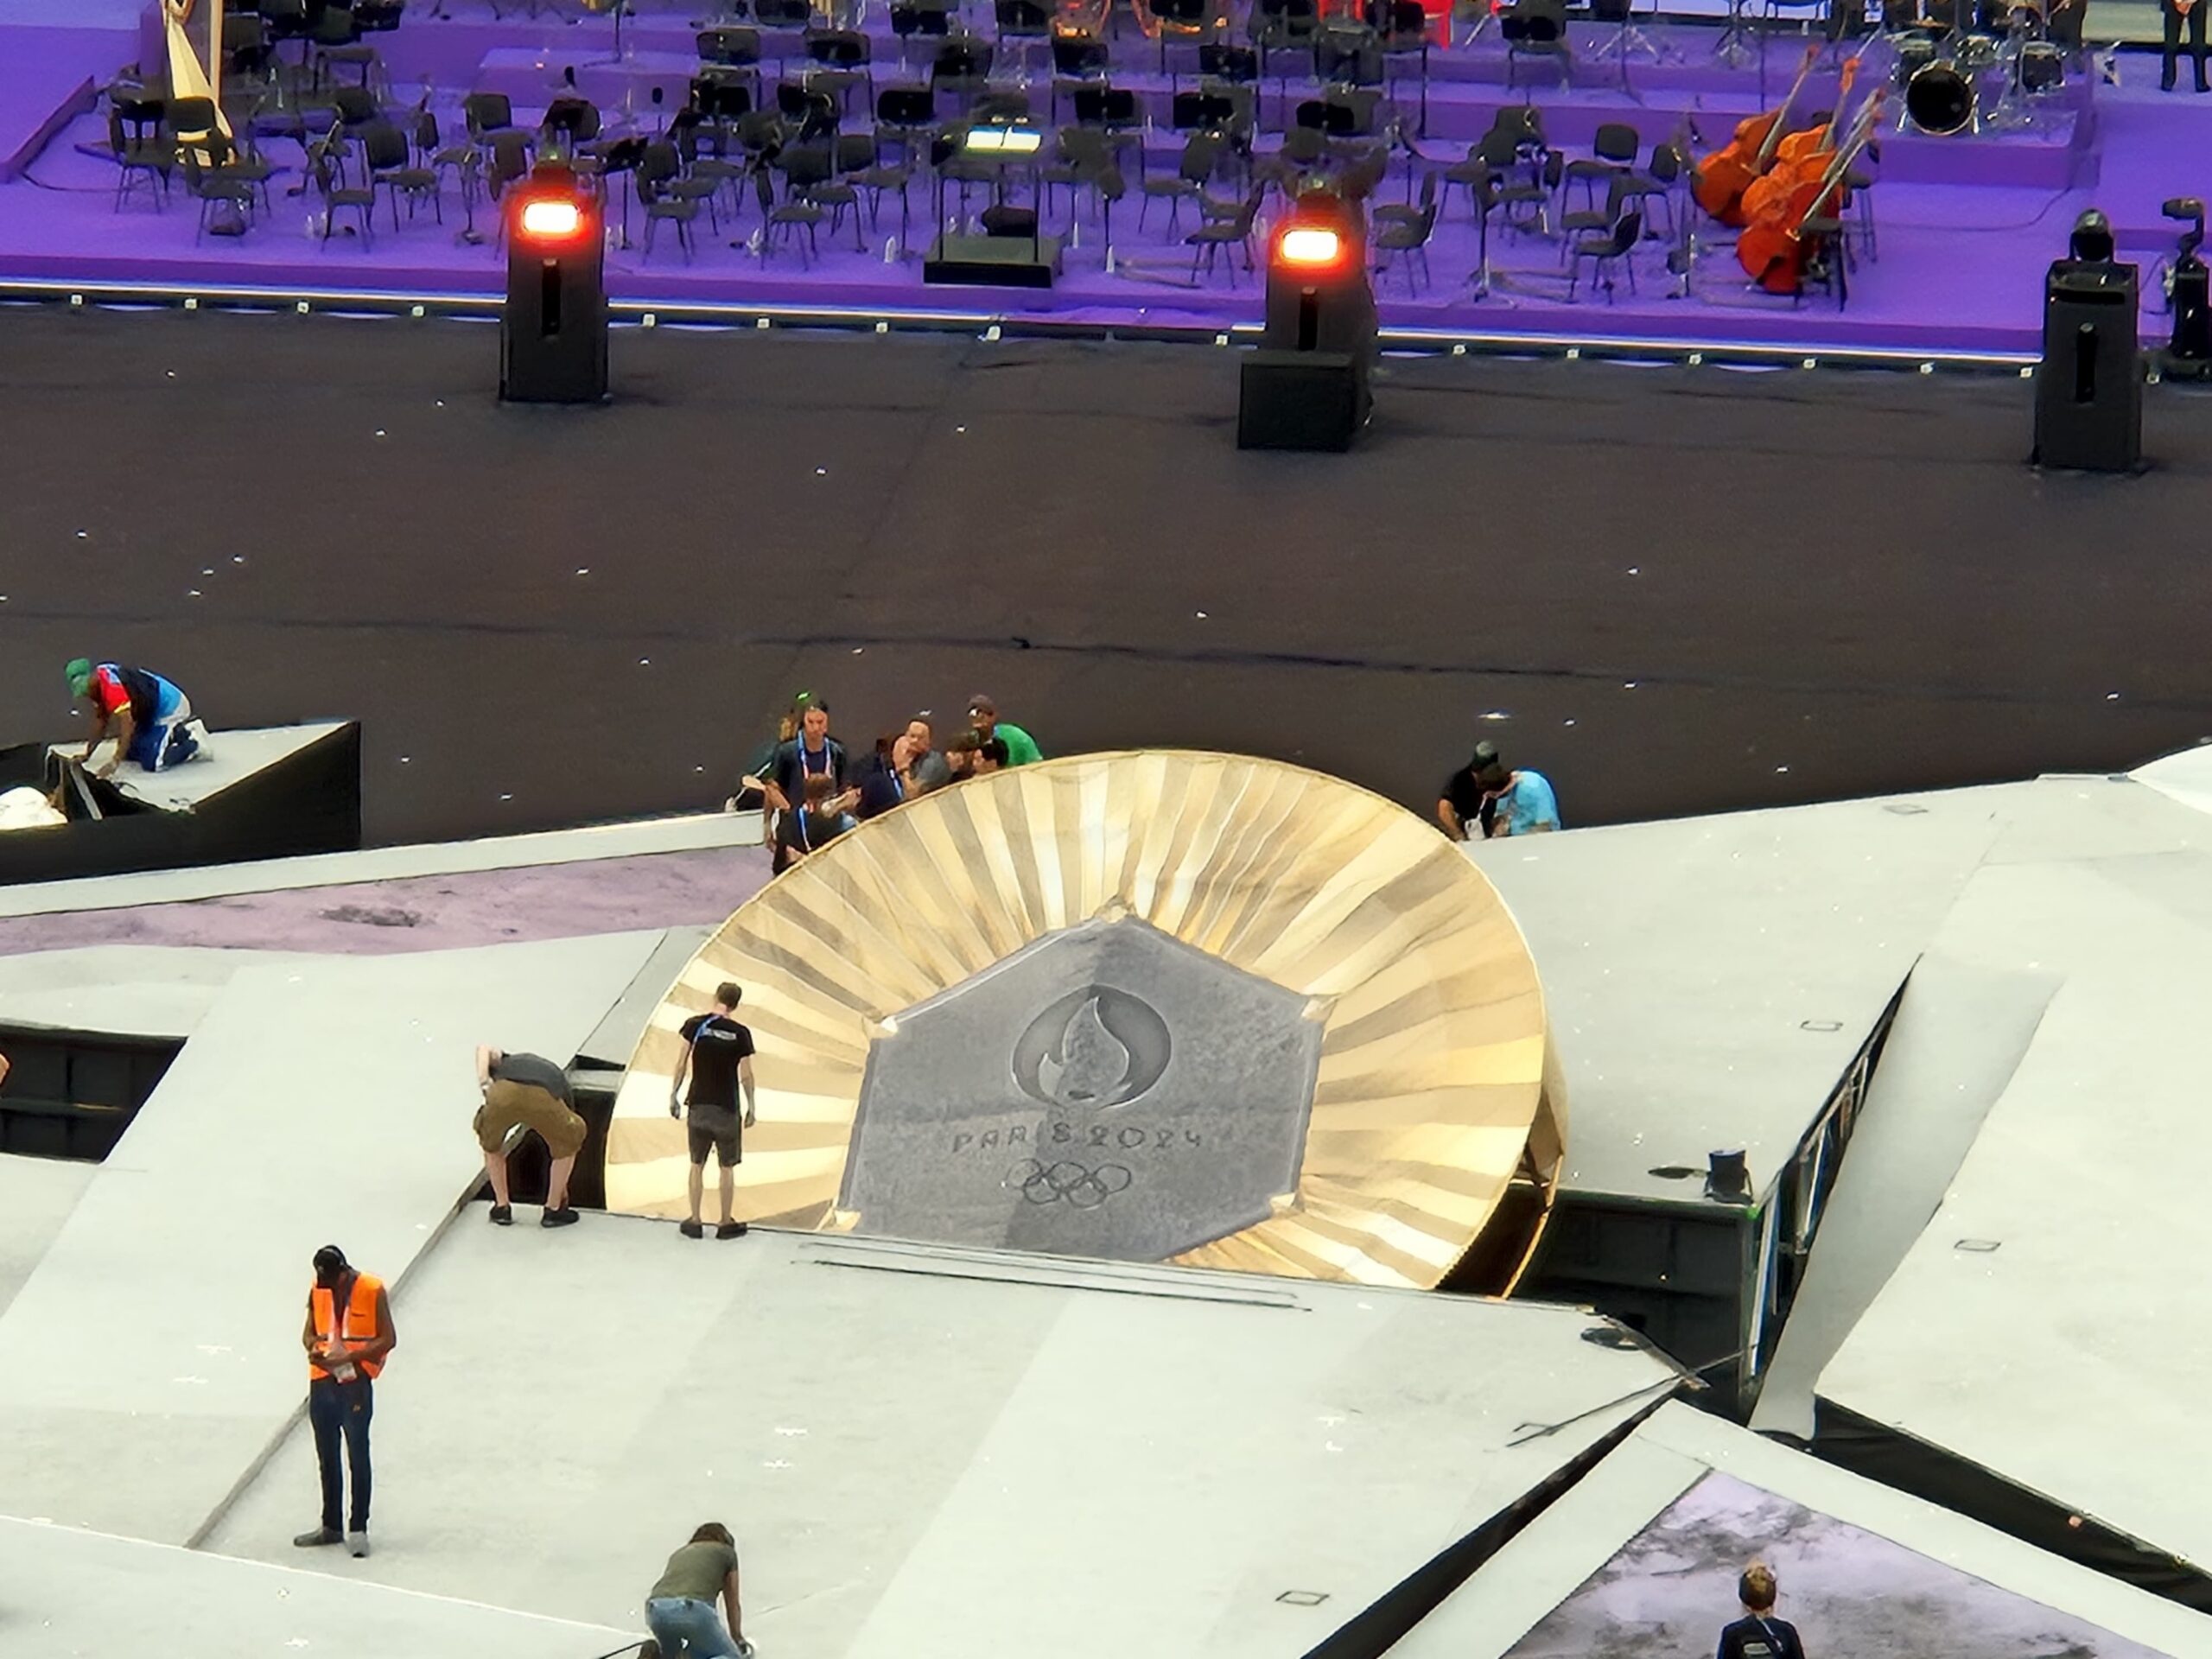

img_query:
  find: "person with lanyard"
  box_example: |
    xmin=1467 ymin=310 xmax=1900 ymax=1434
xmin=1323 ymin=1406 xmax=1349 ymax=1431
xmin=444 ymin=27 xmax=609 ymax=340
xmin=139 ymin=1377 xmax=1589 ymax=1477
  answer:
xmin=774 ymin=772 xmax=857 ymax=872
xmin=294 ymin=1245 xmax=397 ymax=1560
xmin=855 ymin=729 xmax=910 ymax=821
xmin=669 ymin=982 xmax=759 ymax=1241
xmin=1437 ymin=741 xmax=1509 ymax=842
xmin=1716 ymin=1562 xmax=1808 ymax=1659
xmin=765 ymin=700 xmax=856 ymax=825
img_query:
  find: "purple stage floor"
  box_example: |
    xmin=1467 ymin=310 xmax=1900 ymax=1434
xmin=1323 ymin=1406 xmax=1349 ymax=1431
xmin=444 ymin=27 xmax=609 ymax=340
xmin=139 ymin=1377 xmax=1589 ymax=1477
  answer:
xmin=0 ymin=21 xmax=136 ymax=181
xmin=3 ymin=2 xmax=2209 ymax=358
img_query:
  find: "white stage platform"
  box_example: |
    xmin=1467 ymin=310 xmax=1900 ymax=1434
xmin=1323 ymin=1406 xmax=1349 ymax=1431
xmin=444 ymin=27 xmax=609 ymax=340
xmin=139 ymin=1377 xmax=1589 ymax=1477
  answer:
xmin=1749 ymin=952 xmax=2056 ymax=1441
xmin=1810 ymin=766 xmax=2212 ymax=1588
xmin=1471 ymin=783 xmax=2026 ymax=1209
xmin=1392 ymin=1402 xmax=2209 ymax=1659
xmin=0 ymin=1152 xmax=92 ymax=1319
xmin=2 ymin=1516 xmax=633 ymax=1659
xmin=0 ymin=944 xmax=322 ymax=1039
xmin=1476 ymin=754 xmax=2212 ymax=1601
xmin=0 ymin=930 xmax=666 ymax=1544
xmin=2 ymin=749 xmax=2209 ymax=1647
xmin=73 ymin=722 xmax=346 ymax=815
xmin=200 ymin=1222 xmax=1681 ymax=1659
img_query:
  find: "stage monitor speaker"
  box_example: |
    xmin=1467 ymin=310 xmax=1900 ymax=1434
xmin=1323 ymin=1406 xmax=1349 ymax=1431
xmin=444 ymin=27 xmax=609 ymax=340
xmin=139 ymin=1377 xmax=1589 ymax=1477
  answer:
xmin=1240 ymin=189 xmax=1376 ymax=451
xmin=2033 ymin=258 xmax=2141 ymax=473
xmin=500 ymin=164 xmax=608 ymax=405
xmin=923 ymin=232 xmax=1060 ymax=289
xmin=1239 ymin=351 xmax=1362 ymax=451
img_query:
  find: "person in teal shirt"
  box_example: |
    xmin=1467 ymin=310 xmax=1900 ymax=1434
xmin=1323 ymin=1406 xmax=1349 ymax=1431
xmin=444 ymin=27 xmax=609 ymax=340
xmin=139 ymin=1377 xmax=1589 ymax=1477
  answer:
xmin=967 ymin=693 xmax=1042 ymax=766
xmin=1489 ymin=768 xmax=1560 ymax=836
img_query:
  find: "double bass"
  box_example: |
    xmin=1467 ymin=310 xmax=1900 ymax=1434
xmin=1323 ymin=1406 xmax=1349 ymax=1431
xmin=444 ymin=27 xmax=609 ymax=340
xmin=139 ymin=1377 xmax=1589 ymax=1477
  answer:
xmin=1692 ymin=45 xmax=1820 ymax=229
xmin=1738 ymin=51 xmax=1865 ymax=227
xmin=1734 ymin=93 xmax=1884 ymax=295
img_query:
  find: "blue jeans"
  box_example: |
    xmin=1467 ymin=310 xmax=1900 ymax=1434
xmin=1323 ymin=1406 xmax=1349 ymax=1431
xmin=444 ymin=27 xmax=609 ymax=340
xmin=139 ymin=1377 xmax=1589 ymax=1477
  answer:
xmin=124 ymin=683 xmax=194 ymax=771
xmin=645 ymin=1597 xmax=742 ymax=1658
xmin=308 ymin=1375 xmax=373 ymax=1532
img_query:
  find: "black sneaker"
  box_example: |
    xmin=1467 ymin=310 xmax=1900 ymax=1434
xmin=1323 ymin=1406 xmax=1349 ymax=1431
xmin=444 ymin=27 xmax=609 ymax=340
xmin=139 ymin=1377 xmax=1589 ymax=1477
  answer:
xmin=488 ymin=1205 xmax=512 ymax=1226
xmin=716 ymin=1221 xmax=748 ymax=1240
xmin=679 ymin=1219 xmax=704 ymax=1239
xmin=294 ymin=1526 xmax=343 ymax=1548
xmin=541 ymin=1206 xmax=579 ymax=1229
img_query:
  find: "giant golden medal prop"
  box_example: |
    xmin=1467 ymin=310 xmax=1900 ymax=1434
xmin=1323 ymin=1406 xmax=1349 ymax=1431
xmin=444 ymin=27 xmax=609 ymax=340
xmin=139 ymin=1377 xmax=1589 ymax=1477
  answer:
xmin=607 ymin=752 xmax=1564 ymax=1291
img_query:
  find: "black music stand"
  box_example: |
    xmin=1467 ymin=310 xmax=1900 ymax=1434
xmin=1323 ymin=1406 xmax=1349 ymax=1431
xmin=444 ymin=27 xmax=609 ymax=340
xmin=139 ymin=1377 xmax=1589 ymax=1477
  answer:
xmin=599 ymin=134 xmax=648 ymax=250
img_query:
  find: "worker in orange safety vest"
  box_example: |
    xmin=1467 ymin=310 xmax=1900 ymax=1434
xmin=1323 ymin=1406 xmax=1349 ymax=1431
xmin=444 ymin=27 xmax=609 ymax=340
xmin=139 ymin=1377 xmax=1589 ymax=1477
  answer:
xmin=294 ymin=1244 xmax=397 ymax=1559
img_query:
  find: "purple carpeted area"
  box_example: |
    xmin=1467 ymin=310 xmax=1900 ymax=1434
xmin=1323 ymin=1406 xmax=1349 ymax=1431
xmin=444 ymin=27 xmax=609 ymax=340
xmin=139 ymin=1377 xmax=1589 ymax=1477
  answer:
xmin=0 ymin=22 xmax=137 ymax=181
xmin=0 ymin=845 xmax=769 ymax=958
xmin=4 ymin=0 xmax=2210 ymax=356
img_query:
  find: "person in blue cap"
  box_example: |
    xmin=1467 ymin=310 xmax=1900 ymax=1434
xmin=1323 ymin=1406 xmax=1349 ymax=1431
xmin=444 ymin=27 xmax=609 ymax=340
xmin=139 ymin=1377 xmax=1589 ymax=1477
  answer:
xmin=66 ymin=658 xmax=200 ymax=778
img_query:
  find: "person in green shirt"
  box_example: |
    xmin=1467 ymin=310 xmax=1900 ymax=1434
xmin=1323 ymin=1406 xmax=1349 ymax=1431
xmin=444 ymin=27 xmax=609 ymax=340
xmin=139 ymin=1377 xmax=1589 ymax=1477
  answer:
xmin=644 ymin=1521 xmax=749 ymax=1657
xmin=967 ymin=693 xmax=1042 ymax=766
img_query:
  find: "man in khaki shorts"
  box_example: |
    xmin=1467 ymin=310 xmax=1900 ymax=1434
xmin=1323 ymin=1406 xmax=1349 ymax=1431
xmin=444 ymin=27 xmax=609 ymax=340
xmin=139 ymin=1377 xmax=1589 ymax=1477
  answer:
xmin=474 ymin=1046 xmax=586 ymax=1229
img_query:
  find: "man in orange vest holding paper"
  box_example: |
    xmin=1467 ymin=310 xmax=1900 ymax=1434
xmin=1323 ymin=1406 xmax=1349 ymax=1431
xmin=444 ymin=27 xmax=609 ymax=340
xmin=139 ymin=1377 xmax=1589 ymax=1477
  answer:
xmin=294 ymin=1245 xmax=397 ymax=1559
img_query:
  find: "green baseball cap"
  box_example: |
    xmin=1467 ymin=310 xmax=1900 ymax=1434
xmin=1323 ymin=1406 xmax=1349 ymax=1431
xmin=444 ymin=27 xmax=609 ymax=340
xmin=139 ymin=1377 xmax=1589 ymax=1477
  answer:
xmin=65 ymin=658 xmax=93 ymax=696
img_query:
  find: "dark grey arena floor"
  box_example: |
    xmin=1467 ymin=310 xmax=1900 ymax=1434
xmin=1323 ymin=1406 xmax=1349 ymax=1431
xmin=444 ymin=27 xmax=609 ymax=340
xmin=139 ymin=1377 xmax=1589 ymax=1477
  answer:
xmin=4 ymin=304 xmax=2209 ymax=846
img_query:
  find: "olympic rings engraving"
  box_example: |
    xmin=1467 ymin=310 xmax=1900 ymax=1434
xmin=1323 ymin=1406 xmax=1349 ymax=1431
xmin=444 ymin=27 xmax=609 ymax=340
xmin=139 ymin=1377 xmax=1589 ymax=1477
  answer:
xmin=1007 ymin=1159 xmax=1135 ymax=1208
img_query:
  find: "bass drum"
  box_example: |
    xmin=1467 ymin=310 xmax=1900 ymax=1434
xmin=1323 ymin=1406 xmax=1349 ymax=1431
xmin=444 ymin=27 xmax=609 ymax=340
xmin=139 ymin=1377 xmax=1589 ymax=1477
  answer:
xmin=1907 ymin=61 xmax=1976 ymax=133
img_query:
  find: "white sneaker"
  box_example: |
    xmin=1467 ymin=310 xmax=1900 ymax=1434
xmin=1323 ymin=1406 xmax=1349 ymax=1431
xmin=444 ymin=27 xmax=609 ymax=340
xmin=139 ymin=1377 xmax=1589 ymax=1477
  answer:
xmin=346 ymin=1529 xmax=371 ymax=1558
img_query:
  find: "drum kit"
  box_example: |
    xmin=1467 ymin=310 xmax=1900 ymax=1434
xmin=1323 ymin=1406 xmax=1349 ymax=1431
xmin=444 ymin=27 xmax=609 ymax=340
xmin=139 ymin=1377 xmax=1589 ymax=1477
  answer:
xmin=1891 ymin=0 xmax=2073 ymax=135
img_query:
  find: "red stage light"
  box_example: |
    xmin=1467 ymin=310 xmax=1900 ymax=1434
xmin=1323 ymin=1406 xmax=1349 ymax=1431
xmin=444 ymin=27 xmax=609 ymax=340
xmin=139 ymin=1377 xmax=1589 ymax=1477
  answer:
xmin=518 ymin=196 xmax=588 ymax=243
xmin=1277 ymin=226 xmax=1344 ymax=270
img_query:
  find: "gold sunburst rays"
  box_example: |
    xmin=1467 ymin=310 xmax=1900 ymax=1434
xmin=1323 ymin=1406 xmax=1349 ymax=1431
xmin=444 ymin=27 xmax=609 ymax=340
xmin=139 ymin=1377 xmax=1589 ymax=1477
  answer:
xmin=606 ymin=752 xmax=1564 ymax=1287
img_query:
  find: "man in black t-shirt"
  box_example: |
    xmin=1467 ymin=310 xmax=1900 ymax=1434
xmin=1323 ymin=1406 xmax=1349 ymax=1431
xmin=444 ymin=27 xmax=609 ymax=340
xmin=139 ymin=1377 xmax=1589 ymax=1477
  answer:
xmin=1437 ymin=741 xmax=1508 ymax=842
xmin=670 ymin=981 xmax=758 ymax=1241
xmin=765 ymin=702 xmax=856 ymax=823
xmin=1716 ymin=1563 xmax=1807 ymax=1659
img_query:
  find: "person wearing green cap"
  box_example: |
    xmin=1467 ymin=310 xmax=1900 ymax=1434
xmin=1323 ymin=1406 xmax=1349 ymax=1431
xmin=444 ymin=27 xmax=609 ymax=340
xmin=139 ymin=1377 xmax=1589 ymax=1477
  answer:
xmin=67 ymin=658 xmax=200 ymax=778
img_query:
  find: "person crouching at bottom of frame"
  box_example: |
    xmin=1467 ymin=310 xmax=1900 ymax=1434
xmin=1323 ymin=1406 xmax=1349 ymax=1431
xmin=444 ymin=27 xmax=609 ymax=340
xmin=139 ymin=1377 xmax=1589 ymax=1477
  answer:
xmin=474 ymin=1045 xmax=586 ymax=1228
xmin=1715 ymin=1561 xmax=1808 ymax=1659
xmin=670 ymin=982 xmax=758 ymax=1241
xmin=294 ymin=1244 xmax=396 ymax=1560
xmin=643 ymin=1521 xmax=751 ymax=1659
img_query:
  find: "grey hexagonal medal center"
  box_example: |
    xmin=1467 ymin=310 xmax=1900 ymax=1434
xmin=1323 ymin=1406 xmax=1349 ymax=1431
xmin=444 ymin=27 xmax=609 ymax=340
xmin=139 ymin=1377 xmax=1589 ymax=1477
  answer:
xmin=840 ymin=914 xmax=1324 ymax=1261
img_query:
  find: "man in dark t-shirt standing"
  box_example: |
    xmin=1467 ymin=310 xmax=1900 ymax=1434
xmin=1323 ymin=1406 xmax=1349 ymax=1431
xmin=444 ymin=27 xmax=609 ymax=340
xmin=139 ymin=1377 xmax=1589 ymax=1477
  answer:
xmin=1717 ymin=1564 xmax=1808 ymax=1659
xmin=670 ymin=981 xmax=758 ymax=1241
